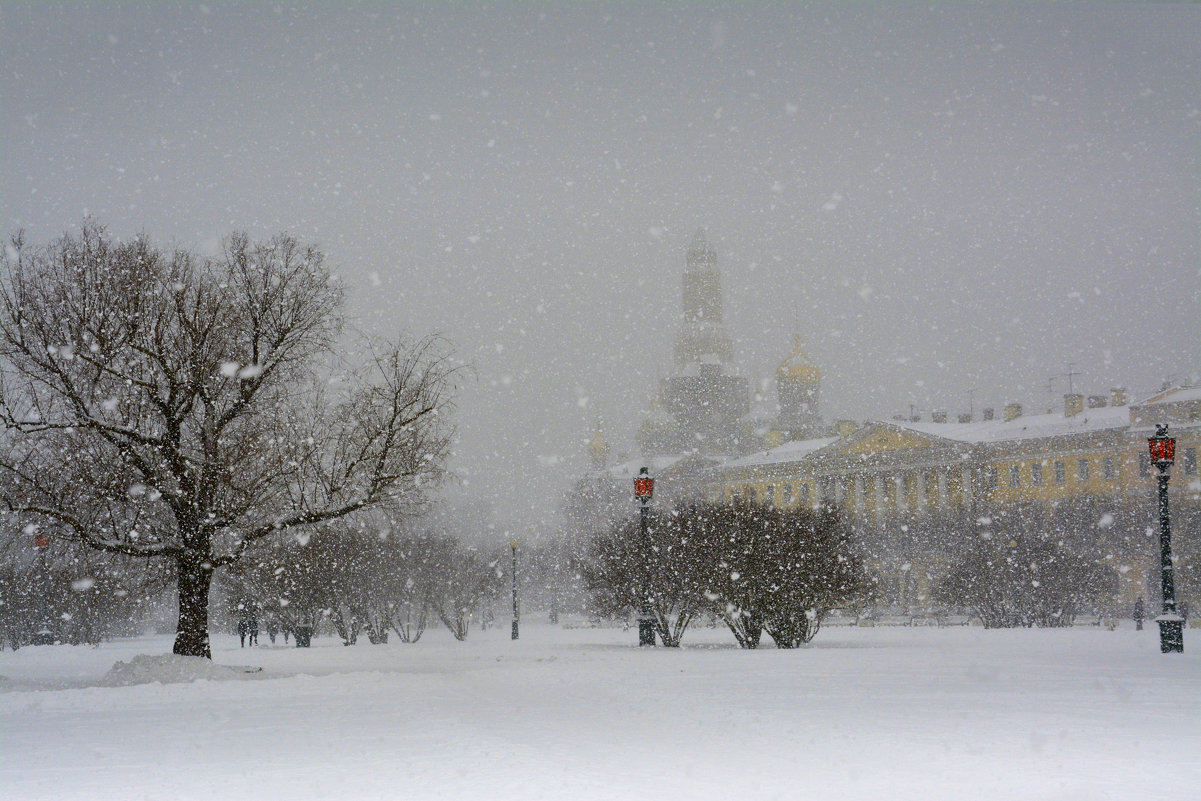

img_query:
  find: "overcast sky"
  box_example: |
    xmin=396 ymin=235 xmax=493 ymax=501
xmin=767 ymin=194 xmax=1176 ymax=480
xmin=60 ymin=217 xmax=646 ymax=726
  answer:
xmin=2 ymin=2 xmax=1198 ymax=527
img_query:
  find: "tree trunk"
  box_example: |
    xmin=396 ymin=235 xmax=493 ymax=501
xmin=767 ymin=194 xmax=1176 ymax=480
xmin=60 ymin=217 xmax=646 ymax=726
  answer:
xmin=173 ymin=552 xmax=214 ymax=658
xmin=720 ymin=610 xmax=763 ymax=649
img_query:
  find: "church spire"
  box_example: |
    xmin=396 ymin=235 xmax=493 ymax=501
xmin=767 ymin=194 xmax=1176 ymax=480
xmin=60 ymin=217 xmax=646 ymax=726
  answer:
xmin=674 ymin=228 xmax=732 ymax=366
xmin=641 ymin=229 xmax=750 ymax=457
xmin=686 ymin=228 xmax=717 ymax=271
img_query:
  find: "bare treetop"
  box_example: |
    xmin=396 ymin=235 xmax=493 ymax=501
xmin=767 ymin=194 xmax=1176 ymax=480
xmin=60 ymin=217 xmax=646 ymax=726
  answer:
xmin=0 ymin=222 xmax=458 ymax=656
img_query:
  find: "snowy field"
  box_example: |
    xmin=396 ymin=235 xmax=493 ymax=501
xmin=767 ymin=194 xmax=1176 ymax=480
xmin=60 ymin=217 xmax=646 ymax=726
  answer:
xmin=2 ymin=622 xmax=1198 ymax=801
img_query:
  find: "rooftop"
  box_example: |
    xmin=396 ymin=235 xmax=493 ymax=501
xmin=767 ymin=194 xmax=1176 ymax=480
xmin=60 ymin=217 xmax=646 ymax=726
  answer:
xmin=888 ymin=405 xmax=1130 ymax=445
xmin=722 ymin=437 xmax=839 ymax=469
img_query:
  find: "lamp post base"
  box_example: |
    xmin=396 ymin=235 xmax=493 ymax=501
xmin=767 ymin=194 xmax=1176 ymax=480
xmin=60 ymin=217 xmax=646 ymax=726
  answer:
xmin=638 ymin=597 xmax=656 ymax=646
xmin=1157 ymin=615 xmax=1184 ymax=653
xmin=638 ymin=619 xmax=656 ymax=647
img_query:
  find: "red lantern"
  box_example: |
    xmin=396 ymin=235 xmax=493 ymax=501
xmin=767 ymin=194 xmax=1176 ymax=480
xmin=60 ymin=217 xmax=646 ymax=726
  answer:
xmin=1148 ymin=424 xmax=1175 ymax=467
xmin=633 ymin=467 xmax=654 ymax=501
xmin=34 ymin=533 xmax=50 ymax=549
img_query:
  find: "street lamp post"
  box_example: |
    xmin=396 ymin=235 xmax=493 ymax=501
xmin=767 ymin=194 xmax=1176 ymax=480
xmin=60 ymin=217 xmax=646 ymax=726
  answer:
xmin=510 ymin=540 xmax=519 ymax=641
xmin=633 ymin=467 xmax=656 ymax=647
xmin=33 ymin=530 xmax=53 ymax=645
xmin=1148 ymin=424 xmax=1184 ymax=653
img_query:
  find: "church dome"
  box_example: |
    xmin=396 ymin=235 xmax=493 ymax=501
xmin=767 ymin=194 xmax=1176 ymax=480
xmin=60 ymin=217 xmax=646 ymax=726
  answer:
xmin=777 ymin=337 xmax=821 ymax=382
xmin=588 ymin=429 xmax=609 ymax=470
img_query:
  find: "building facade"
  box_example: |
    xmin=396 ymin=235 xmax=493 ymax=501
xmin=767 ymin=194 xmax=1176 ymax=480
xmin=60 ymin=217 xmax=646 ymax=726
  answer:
xmin=711 ymin=387 xmax=1201 ymax=612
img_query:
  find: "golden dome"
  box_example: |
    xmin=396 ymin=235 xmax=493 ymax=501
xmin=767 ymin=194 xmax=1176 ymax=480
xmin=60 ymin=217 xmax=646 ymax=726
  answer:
xmin=777 ymin=337 xmax=821 ymax=382
xmin=588 ymin=429 xmax=609 ymax=468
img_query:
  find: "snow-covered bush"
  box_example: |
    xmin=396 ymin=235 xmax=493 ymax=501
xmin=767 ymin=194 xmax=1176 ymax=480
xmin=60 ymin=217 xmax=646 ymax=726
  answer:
xmin=933 ymin=533 xmax=1117 ymax=628
xmin=582 ymin=500 xmax=867 ymax=648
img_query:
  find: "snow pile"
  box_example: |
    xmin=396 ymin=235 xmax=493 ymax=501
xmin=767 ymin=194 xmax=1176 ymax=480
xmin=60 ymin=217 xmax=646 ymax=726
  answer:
xmin=102 ymin=654 xmax=263 ymax=687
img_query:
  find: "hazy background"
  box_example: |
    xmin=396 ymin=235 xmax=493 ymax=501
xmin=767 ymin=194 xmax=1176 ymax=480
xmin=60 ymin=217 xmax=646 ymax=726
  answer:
xmin=2 ymin=2 xmax=1198 ymax=528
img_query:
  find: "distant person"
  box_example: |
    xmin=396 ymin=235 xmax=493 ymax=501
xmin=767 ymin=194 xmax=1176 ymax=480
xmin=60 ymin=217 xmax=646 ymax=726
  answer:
xmin=267 ymin=617 xmax=279 ymax=645
xmin=1134 ymin=597 xmax=1145 ymax=631
xmin=248 ymin=612 xmax=259 ymax=646
xmin=238 ymin=617 xmax=249 ymax=648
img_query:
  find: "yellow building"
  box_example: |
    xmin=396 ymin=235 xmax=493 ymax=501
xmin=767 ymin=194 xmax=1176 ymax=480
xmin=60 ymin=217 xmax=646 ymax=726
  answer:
xmin=711 ymin=386 xmax=1201 ymax=612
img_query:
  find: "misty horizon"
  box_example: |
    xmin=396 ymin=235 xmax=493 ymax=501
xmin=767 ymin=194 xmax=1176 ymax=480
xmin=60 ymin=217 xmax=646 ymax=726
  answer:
xmin=3 ymin=2 xmax=1198 ymax=527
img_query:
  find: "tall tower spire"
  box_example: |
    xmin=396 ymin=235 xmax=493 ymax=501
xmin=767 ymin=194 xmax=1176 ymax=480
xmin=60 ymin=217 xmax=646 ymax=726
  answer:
xmin=673 ymin=228 xmax=735 ymax=369
xmin=641 ymin=229 xmax=750 ymax=457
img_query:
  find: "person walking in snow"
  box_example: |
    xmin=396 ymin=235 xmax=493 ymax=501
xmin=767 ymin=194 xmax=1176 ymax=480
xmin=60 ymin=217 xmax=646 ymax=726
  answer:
xmin=248 ymin=611 xmax=259 ymax=646
xmin=1134 ymin=597 xmax=1145 ymax=631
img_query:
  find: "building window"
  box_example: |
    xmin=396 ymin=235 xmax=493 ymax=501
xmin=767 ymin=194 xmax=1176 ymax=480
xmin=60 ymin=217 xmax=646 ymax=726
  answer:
xmin=1184 ymin=448 xmax=1197 ymax=476
xmin=1077 ymin=458 xmax=1089 ymax=482
xmin=1054 ymin=461 xmax=1066 ymax=484
xmin=1009 ymin=465 xmax=1021 ymax=488
xmin=984 ymin=466 xmax=999 ymax=490
xmin=1031 ymin=463 xmax=1044 ymax=486
xmin=818 ymin=477 xmax=834 ymax=501
xmin=1103 ymin=455 xmax=1116 ymax=480
xmin=1138 ymin=453 xmax=1151 ymax=478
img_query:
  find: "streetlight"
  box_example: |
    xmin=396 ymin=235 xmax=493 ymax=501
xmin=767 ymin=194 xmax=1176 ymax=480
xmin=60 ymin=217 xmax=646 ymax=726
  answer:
xmin=1148 ymin=424 xmax=1184 ymax=653
xmin=633 ymin=467 xmax=656 ymax=647
xmin=32 ymin=529 xmax=53 ymax=645
xmin=510 ymin=540 xmax=520 ymax=641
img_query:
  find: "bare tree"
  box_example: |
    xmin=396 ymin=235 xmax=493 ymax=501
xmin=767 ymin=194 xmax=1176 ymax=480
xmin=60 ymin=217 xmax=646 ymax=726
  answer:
xmin=383 ymin=533 xmax=449 ymax=643
xmin=0 ymin=222 xmax=457 ymax=657
xmin=933 ymin=531 xmax=1117 ymax=628
xmin=518 ymin=534 xmax=591 ymax=624
xmin=582 ymin=508 xmax=713 ymax=647
xmin=0 ymin=531 xmax=168 ymax=649
xmin=224 ymin=531 xmax=326 ymax=642
xmin=427 ymin=538 xmax=504 ymax=641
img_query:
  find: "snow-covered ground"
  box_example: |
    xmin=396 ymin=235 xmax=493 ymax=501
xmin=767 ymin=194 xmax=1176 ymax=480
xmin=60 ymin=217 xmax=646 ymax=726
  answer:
xmin=2 ymin=621 xmax=1198 ymax=800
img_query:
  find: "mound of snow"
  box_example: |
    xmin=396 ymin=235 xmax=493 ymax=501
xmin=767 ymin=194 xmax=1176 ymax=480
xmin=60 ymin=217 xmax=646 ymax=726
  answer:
xmin=102 ymin=654 xmax=263 ymax=687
